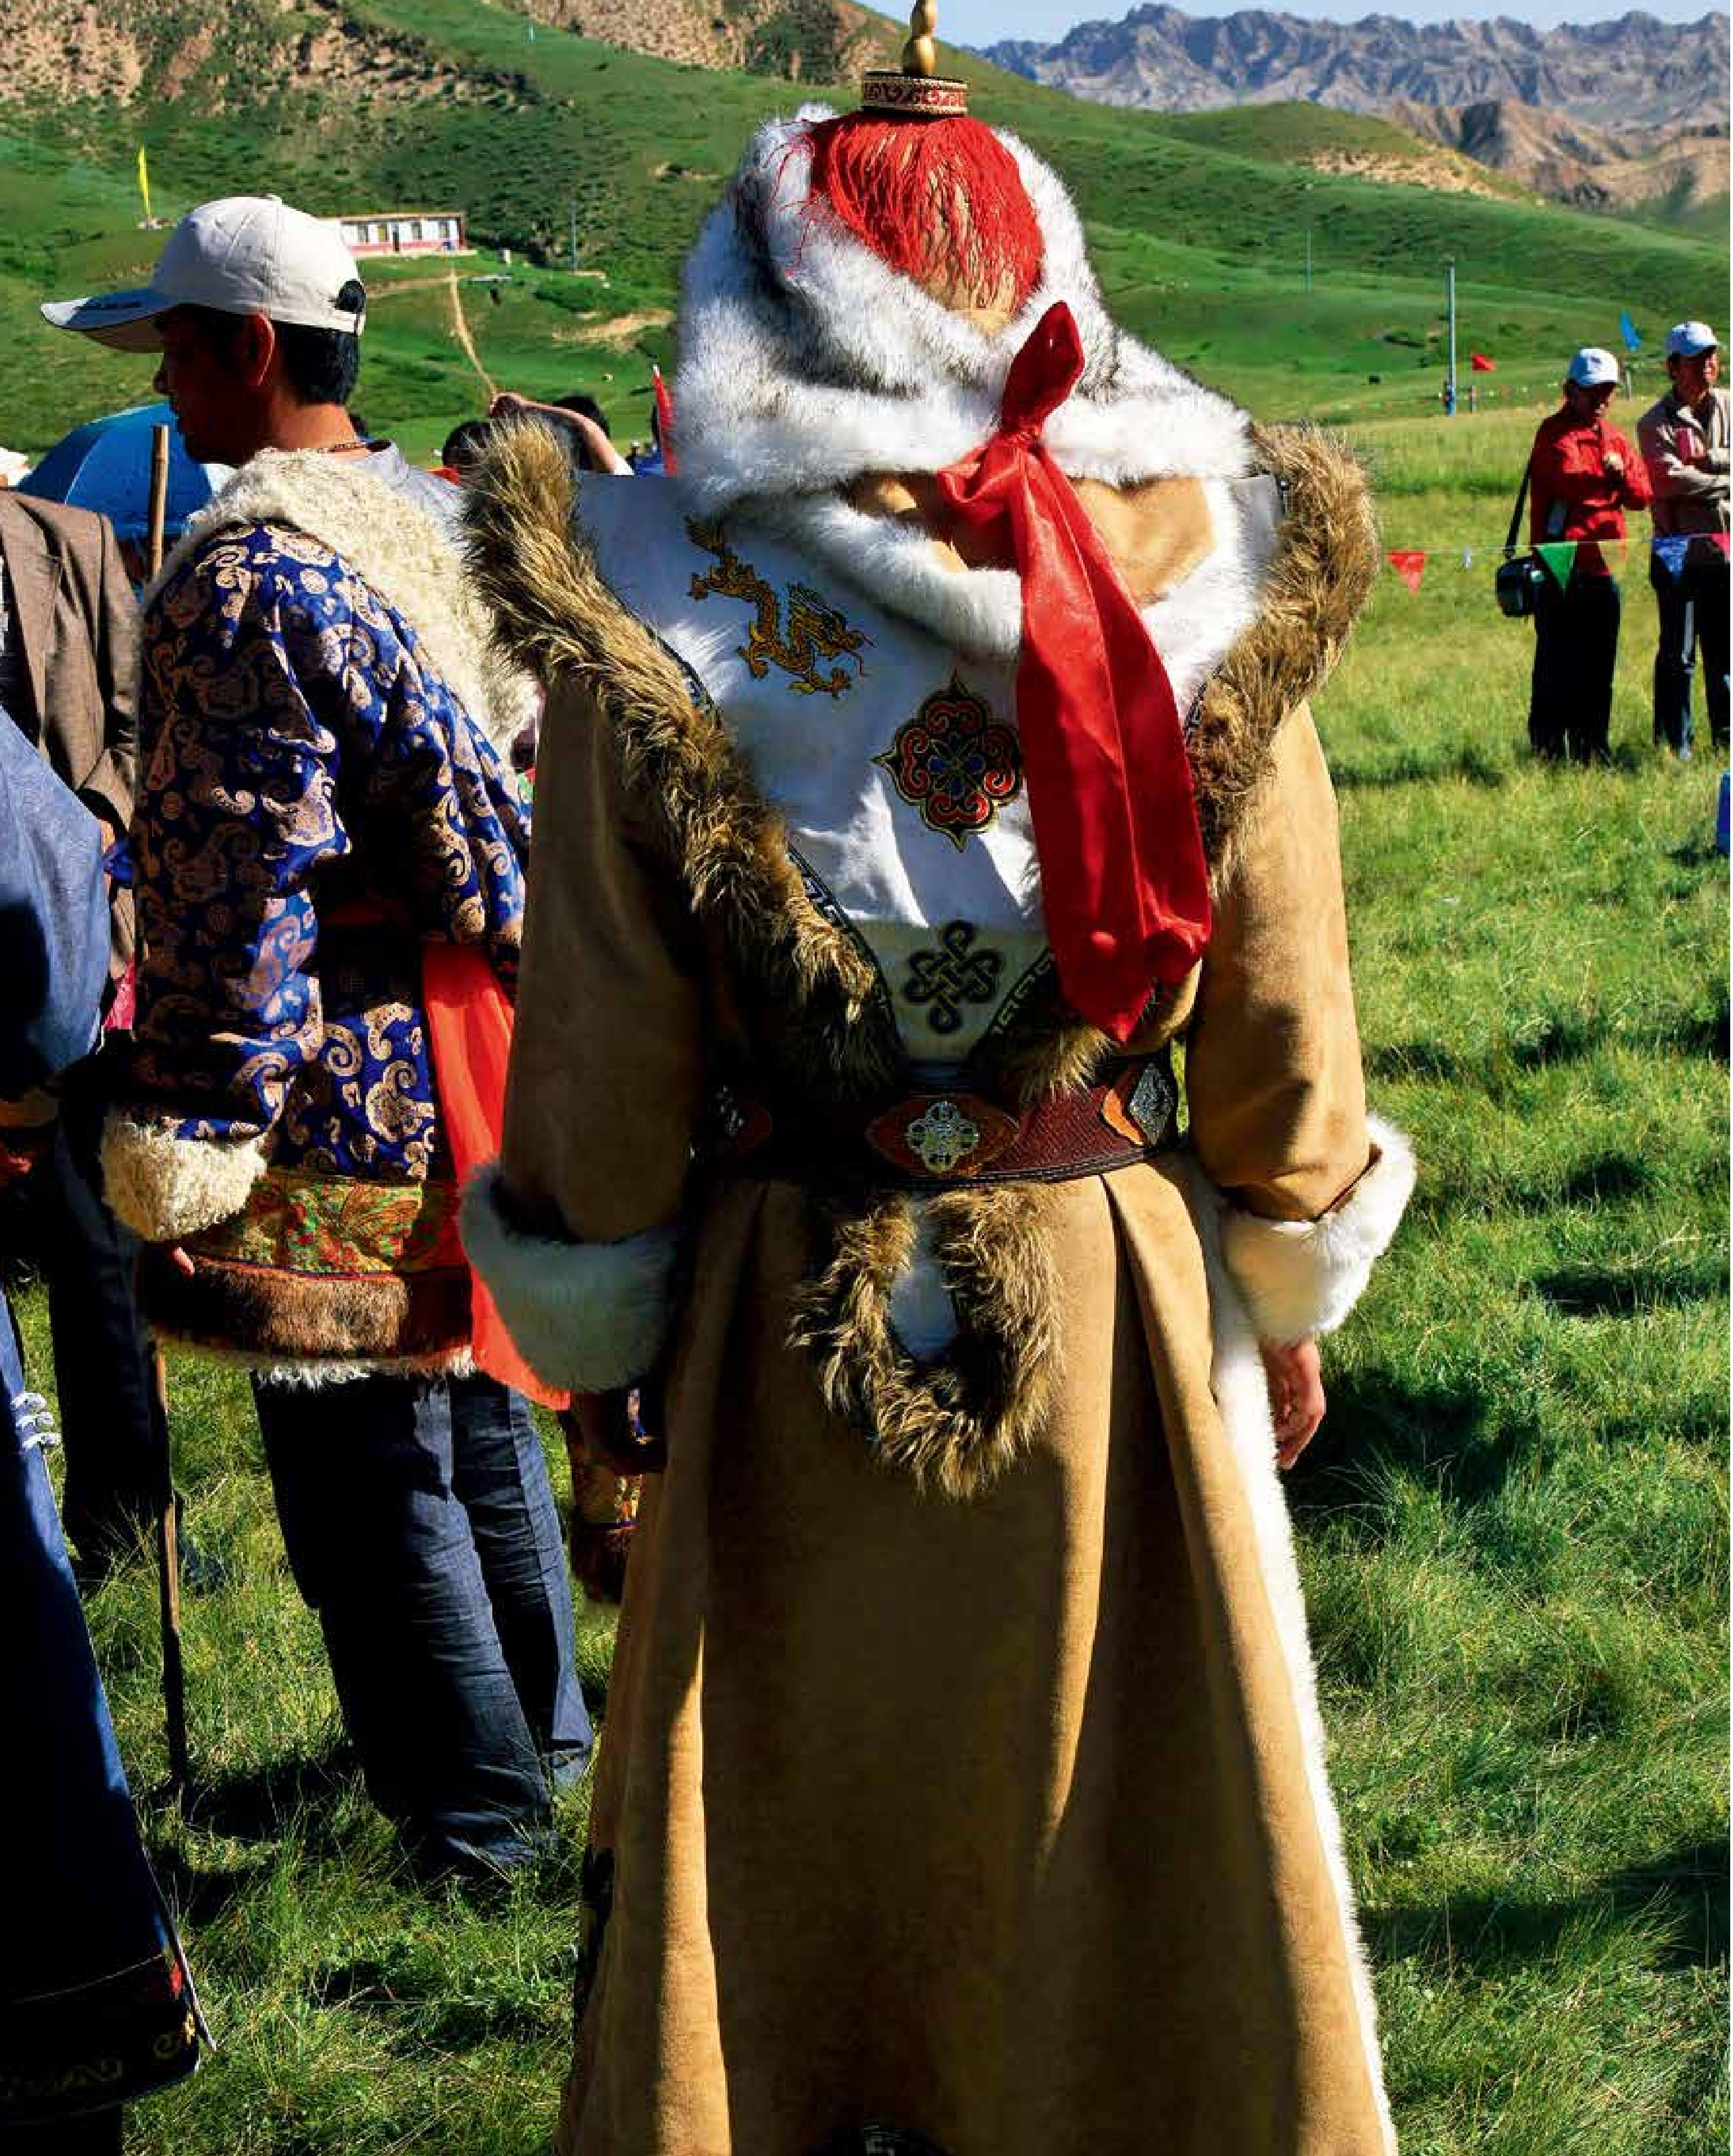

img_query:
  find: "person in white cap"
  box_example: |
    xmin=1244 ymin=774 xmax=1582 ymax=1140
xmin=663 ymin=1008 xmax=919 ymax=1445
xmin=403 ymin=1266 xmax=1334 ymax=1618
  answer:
xmin=1638 ymin=320 xmax=1728 ymax=756
xmin=41 ymin=196 xmax=594 ymax=1881
xmin=1521 ymin=346 xmax=1650 ymax=763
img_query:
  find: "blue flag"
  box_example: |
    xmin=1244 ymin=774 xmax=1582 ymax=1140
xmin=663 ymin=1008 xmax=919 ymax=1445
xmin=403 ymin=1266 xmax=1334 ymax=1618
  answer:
xmin=1619 ymin=310 xmax=1642 ymax=354
xmin=1652 ymin=535 xmax=1689 ymax=579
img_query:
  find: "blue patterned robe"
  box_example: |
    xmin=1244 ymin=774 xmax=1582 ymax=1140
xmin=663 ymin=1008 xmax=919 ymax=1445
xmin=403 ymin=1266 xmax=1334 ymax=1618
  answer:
xmin=119 ymin=519 xmax=532 ymax=1368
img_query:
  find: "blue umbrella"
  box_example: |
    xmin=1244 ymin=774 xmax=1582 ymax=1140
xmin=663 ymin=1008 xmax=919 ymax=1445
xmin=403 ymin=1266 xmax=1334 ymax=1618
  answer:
xmin=17 ymin=401 xmax=227 ymax=546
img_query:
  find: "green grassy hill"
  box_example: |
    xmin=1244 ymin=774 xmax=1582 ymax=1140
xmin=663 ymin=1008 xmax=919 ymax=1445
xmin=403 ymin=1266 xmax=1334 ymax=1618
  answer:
xmin=0 ymin=0 xmax=1724 ymax=461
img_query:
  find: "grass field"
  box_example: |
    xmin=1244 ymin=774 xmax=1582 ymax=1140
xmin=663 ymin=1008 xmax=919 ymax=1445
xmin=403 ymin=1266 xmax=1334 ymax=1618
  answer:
xmin=10 ymin=392 xmax=1727 ymax=2153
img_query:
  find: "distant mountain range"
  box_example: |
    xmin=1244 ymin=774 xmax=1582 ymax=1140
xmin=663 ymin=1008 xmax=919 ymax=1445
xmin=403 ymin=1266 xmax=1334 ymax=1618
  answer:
xmin=984 ymin=8 xmax=1727 ymax=127
xmin=981 ymin=7 xmax=1730 ymax=214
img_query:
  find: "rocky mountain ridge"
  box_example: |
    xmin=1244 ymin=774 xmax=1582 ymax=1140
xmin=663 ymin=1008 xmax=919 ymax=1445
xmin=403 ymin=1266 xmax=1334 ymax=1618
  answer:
xmin=985 ymin=8 xmax=1728 ymax=136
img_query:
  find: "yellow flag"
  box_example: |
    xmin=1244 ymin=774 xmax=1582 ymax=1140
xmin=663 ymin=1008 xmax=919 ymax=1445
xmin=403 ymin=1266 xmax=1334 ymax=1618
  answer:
xmin=137 ymin=145 xmax=152 ymax=224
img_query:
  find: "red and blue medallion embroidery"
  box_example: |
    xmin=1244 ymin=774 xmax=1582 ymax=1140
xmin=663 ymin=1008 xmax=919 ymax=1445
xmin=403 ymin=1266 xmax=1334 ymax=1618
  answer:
xmin=874 ymin=676 xmax=1023 ymax=850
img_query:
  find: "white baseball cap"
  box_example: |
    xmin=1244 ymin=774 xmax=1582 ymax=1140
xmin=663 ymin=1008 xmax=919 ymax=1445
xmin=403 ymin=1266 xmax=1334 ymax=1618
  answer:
xmin=1566 ymin=347 xmax=1620 ymax=387
xmin=1665 ymin=320 xmax=1719 ymax=358
xmin=42 ymin=196 xmax=364 ymax=352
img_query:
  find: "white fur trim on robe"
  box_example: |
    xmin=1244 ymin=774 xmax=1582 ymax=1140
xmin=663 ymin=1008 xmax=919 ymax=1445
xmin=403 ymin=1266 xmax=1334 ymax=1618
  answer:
xmin=101 ymin=1113 xmax=271 ymax=1244
xmin=1217 ymin=1116 xmax=1416 ymax=1343
xmin=148 ymin=449 xmax=537 ymax=759
xmin=1183 ymin=1150 xmax=1399 ymax=2153
xmin=461 ymin=1163 xmax=682 ymax=1395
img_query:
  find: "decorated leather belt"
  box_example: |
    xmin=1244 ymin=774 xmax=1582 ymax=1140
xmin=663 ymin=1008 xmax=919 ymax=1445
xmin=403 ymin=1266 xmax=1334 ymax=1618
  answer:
xmin=719 ymin=1057 xmax=1177 ymax=1191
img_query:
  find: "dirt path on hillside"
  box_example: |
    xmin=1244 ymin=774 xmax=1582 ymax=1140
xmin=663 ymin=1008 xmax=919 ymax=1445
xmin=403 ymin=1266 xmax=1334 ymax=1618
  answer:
xmin=443 ymin=272 xmax=496 ymax=400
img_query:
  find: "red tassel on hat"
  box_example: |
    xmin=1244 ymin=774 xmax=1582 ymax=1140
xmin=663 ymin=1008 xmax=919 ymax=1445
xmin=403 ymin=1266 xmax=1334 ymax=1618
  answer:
xmin=936 ymin=302 xmax=1212 ymax=1042
xmin=802 ymin=111 xmax=1043 ymax=313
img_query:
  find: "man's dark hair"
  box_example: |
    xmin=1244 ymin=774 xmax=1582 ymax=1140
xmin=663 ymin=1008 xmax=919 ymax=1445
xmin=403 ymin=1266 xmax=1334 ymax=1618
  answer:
xmin=554 ymin=392 xmax=610 ymax=436
xmin=179 ymin=277 xmax=367 ymax=406
xmin=442 ymin=418 xmax=497 ymax=474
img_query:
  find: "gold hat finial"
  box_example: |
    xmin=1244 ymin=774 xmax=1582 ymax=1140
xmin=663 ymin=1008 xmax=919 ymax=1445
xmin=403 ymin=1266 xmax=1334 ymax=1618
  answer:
xmin=901 ymin=0 xmax=939 ymax=77
xmin=862 ymin=0 xmax=968 ymax=114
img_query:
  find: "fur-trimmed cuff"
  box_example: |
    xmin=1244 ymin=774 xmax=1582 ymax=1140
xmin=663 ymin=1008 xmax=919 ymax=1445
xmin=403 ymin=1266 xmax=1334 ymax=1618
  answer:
xmin=460 ymin=1163 xmax=681 ymax=1395
xmin=1216 ymin=1117 xmax=1416 ymax=1343
xmin=101 ymin=1112 xmax=271 ymax=1243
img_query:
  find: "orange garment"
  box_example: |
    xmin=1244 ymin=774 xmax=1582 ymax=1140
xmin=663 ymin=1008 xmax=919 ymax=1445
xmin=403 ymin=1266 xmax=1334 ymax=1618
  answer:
xmin=424 ymin=940 xmax=571 ymax=1410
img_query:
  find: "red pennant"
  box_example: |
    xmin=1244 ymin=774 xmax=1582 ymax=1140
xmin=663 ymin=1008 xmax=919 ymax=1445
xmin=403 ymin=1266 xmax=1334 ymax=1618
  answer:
xmin=1387 ymin=549 xmax=1426 ymax=593
xmin=1470 ymin=352 xmax=1496 ymax=372
xmin=652 ymin=364 xmax=677 ymax=474
xmin=1712 ymin=532 xmax=1731 ymax=560
xmin=935 ymin=303 xmax=1210 ymax=1042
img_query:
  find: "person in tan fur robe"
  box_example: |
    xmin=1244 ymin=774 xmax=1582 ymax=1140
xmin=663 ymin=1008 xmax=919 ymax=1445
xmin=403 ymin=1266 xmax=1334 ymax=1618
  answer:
xmin=462 ymin=44 xmax=1415 ymax=2156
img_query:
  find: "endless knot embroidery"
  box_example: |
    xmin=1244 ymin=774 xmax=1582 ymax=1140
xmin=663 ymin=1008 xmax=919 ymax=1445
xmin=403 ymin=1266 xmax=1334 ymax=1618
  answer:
xmin=873 ymin=675 xmax=1023 ymax=850
xmin=686 ymin=519 xmax=869 ymax=698
xmin=903 ymin=1099 xmax=982 ymax=1174
xmin=903 ymin=920 xmax=1003 ymax=1036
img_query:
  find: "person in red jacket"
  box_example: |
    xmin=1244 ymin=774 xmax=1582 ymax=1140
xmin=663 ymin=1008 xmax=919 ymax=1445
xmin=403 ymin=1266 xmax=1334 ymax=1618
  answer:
xmin=1524 ymin=346 xmax=1652 ymax=763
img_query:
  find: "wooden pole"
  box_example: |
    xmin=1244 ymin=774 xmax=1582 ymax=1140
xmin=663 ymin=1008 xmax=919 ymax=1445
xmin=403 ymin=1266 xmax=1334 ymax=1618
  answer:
xmin=151 ymin=1343 xmax=190 ymax=1793
xmin=147 ymin=424 xmax=170 ymax=580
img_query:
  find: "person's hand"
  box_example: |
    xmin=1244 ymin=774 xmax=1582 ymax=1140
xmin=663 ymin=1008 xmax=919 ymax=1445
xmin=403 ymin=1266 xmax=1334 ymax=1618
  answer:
xmin=1603 ymin=450 xmax=1624 ymax=478
xmin=488 ymin=391 xmax=532 ymax=420
xmin=1259 ymin=1338 xmax=1326 ymax=1471
xmin=168 ymin=1244 xmax=195 ymax=1278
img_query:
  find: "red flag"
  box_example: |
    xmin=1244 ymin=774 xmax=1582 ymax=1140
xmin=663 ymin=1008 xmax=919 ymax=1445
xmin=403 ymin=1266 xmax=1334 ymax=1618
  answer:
xmin=652 ymin=363 xmax=677 ymax=474
xmin=1470 ymin=352 xmax=1496 ymax=373
xmin=1711 ymin=532 xmax=1731 ymax=560
xmin=1387 ymin=549 xmax=1426 ymax=593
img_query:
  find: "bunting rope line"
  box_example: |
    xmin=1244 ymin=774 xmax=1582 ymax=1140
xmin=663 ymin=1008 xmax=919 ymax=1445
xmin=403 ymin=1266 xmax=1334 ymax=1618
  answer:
xmin=1377 ymin=532 xmax=1729 ymax=590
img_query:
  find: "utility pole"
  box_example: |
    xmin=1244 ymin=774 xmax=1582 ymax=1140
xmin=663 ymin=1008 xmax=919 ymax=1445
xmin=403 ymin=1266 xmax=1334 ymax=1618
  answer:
xmin=1444 ymin=257 xmax=1458 ymax=417
xmin=569 ymin=201 xmax=579 ymax=274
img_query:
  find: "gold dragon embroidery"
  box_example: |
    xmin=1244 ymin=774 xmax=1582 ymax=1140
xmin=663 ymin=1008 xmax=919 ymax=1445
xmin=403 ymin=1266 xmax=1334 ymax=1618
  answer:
xmin=686 ymin=518 xmax=869 ymax=698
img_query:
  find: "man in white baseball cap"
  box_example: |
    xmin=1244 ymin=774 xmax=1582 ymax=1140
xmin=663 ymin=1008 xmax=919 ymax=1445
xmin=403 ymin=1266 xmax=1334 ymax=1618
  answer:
xmin=1520 ymin=346 xmax=1651 ymax=762
xmin=40 ymin=195 xmax=593 ymax=1882
xmin=42 ymin=195 xmax=364 ymax=353
xmin=1638 ymin=321 xmax=1727 ymax=756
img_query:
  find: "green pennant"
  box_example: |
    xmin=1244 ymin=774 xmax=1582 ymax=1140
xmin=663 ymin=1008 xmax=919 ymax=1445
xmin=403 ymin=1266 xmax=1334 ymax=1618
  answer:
xmin=1537 ymin=541 xmax=1578 ymax=588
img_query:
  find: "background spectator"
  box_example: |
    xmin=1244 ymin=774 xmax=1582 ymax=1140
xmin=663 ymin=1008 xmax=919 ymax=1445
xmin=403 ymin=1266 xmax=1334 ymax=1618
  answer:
xmin=1638 ymin=320 xmax=1729 ymax=758
xmin=1523 ymin=346 xmax=1650 ymax=764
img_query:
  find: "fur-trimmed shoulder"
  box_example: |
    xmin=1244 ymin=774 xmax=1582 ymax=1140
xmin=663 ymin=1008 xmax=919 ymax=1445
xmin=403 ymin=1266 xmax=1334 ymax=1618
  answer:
xmin=1191 ymin=423 xmax=1379 ymax=878
xmin=463 ymin=422 xmax=903 ymax=1106
xmin=152 ymin=449 xmax=536 ymax=756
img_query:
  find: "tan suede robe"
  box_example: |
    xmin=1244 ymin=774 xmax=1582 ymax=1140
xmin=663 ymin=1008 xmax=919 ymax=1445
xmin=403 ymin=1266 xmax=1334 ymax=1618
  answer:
xmin=462 ymin=421 xmax=1406 ymax=2156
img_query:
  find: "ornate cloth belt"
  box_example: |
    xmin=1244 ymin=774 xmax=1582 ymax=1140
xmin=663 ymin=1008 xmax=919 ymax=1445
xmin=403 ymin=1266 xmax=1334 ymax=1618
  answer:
xmin=717 ymin=1057 xmax=1177 ymax=1191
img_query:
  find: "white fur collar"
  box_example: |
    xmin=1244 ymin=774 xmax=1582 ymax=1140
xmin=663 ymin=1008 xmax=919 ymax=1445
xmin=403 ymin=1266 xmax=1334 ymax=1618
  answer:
xmin=151 ymin=449 xmax=535 ymax=755
xmin=739 ymin=473 xmax=1276 ymax=698
xmin=674 ymin=106 xmax=1255 ymax=521
xmin=669 ymin=105 xmax=1268 ymax=677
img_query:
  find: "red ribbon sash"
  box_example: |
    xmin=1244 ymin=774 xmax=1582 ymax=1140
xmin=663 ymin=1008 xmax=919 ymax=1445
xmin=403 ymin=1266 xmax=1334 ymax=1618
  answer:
xmin=935 ymin=302 xmax=1211 ymax=1042
xmin=424 ymin=941 xmax=571 ymax=1411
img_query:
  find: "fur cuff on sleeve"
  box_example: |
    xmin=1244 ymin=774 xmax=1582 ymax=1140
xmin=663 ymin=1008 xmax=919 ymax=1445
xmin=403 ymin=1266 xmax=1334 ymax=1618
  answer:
xmin=101 ymin=1113 xmax=271 ymax=1243
xmin=460 ymin=1163 xmax=682 ymax=1395
xmin=1216 ymin=1116 xmax=1416 ymax=1343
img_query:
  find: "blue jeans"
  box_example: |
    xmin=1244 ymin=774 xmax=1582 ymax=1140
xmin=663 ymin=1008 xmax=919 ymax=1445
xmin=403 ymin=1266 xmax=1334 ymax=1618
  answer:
xmin=253 ymin=1370 xmax=590 ymax=1878
xmin=1 ymin=1303 xmax=197 ymax=2132
xmin=1651 ymin=551 xmax=1731 ymax=753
